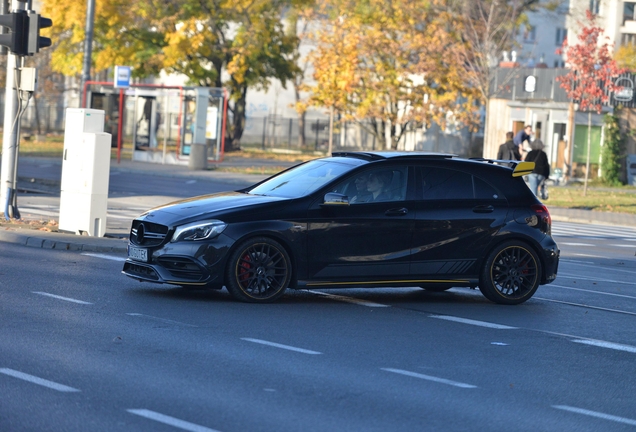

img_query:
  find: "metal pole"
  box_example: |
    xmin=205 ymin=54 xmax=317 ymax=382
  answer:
xmin=80 ymin=0 xmax=95 ymax=105
xmin=1 ymin=0 xmax=27 ymax=220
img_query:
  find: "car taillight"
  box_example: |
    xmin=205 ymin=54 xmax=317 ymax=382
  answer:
xmin=531 ymin=204 xmax=551 ymax=233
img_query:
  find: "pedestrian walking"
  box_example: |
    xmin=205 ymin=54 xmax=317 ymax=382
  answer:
xmin=524 ymin=139 xmax=550 ymax=197
xmin=497 ymin=131 xmax=522 ymax=161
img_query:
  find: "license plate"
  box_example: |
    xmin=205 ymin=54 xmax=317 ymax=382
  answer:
xmin=128 ymin=246 xmax=148 ymax=262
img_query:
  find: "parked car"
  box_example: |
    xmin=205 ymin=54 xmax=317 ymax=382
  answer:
xmin=122 ymin=152 xmax=559 ymax=304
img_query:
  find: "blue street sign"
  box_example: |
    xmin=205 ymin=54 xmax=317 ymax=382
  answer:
xmin=114 ymin=66 xmax=131 ymax=89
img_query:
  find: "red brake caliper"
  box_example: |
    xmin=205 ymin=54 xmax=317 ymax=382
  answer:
xmin=239 ymin=253 xmax=251 ymax=285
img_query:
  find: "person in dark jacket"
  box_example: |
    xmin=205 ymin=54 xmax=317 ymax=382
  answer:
xmin=524 ymin=139 xmax=550 ymax=196
xmin=497 ymin=132 xmax=521 ymax=161
xmin=514 ymin=125 xmax=533 ymax=159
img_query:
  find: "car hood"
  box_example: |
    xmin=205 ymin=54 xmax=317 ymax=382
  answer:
xmin=137 ymin=191 xmax=289 ymax=226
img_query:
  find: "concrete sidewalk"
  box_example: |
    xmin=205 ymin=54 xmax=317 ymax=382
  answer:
xmin=1 ymin=155 xmax=635 ymax=253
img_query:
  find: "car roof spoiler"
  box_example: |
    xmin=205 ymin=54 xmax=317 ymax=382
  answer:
xmin=470 ymin=158 xmax=535 ymax=177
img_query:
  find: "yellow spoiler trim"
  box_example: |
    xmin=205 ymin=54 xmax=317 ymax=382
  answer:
xmin=512 ymin=161 xmax=535 ymax=177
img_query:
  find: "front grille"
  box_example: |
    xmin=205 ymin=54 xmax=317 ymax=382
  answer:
xmin=157 ymin=256 xmax=205 ymax=281
xmin=123 ymin=262 xmax=160 ymax=280
xmin=130 ymin=220 xmax=169 ymax=247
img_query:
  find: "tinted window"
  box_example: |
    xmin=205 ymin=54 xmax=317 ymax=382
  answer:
xmin=420 ymin=168 xmax=503 ymax=200
xmin=421 ymin=168 xmax=473 ymax=200
xmin=249 ymin=160 xmax=352 ymax=198
xmin=474 ymin=176 xmax=501 ymax=199
xmin=334 ymin=166 xmax=408 ymax=204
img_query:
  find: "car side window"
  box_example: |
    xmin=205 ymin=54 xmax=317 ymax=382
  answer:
xmin=474 ymin=176 xmax=502 ymax=200
xmin=421 ymin=168 xmax=473 ymax=200
xmin=420 ymin=168 xmax=503 ymax=200
xmin=335 ymin=166 xmax=408 ymax=204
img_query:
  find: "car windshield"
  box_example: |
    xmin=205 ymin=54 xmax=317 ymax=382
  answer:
xmin=248 ymin=159 xmax=353 ymax=198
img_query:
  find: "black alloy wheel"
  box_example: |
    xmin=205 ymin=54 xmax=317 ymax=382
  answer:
xmin=225 ymin=237 xmax=292 ymax=303
xmin=479 ymin=241 xmax=541 ymax=305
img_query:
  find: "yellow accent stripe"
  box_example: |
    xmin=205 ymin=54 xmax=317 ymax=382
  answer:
xmin=166 ymin=281 xmax=207 ymax=286
xmin=513 ymin=161 xmax=535 ymax=177
xmin=306 ymin=279 xmax=470 ymax=287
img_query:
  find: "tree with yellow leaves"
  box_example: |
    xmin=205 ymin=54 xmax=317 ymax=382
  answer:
xmin=42 ymin=0 xmax=301 ymax=150
xmin=304 ymin=0 xmax=481 ymax=150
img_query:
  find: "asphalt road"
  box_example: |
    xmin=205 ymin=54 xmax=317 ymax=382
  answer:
xmin=1 ymin=222 xmax=636 ymax=431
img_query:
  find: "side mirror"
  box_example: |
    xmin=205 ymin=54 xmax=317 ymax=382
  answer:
xmin=323 ymin=192 xmax=350 ymax=206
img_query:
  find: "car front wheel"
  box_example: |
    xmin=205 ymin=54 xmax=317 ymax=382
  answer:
xmin=225 ymin=237 xmax=292 ymax=303
xmin=479 ymin=241 xmax=541 ymax=305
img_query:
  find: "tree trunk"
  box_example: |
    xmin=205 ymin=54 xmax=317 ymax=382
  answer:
xmin=565 ymin=101 xmax=575 ymax=183
xmin=583 ymin=111 xmax=592 ymax=196
xmin=34 ymin=94 xmax=41 ymax=135
xmin=298 ymin=111 xmax=306 ymax=148
xmin=328 ymin=106 xmax=334 ymax=155
xmin=294 ymin=85 xmax=306 ymax=148
xmin=229 ymin=86 xmax=248 ymax=152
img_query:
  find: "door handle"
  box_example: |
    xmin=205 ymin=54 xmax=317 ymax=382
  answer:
xmin=473 ymin=205 xmax=494 ymax=213
xmin=385 ymin=208 xmax=408 ymax=216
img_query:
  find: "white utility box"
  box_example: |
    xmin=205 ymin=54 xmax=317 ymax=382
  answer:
xmin=59 ymin=109 xmax=112 ymax=237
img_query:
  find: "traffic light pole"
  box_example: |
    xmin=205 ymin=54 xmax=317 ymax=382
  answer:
xmin=0 ymin=0 xmax=27 ymax=220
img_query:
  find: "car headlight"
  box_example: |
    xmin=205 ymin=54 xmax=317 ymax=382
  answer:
xmin=171 ymin=220 xmax=227 ymax=242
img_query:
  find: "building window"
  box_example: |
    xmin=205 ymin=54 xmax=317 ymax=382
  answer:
xmin=622 ymin=33 xmax=636 ymax=45
xmin=589 ymin=0 xmax=600 ymax=15
xmin=556 ymin=28 xmax=567 ymax=45
xmin=523 ymin=25 xmax=536 ymax=43
xmin=624 ymin=2 xmax=636 ymax=24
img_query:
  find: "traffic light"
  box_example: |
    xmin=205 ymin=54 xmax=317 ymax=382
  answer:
xmin=27 ymin=12 xmax=52 ymax=54
xmin=0 ymin=11 xmax=28 ymax=56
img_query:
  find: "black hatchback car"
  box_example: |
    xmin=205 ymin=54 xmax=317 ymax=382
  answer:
xmin=122 ymin=152 xmax=559 ymax=304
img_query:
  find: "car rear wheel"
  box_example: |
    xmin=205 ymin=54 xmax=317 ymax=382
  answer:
xmin=225 ymin=237 xmax=292 ymax=303
xmin=479 ymin=241 xmax=541 ymax=305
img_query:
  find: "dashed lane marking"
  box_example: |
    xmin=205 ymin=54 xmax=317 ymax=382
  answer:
xmin=553 ymin=405 xmax=636 ymax=426
xmin=33 ymin=291 xmax=92 ymax=305
xmin=429 ymin=315 xmax=517 ymax=330
xmin=381 ymin=368 xmax=477 ymax=389
xmin=127 ymin=409 xmax=221 ymax=432
xmin=0 ymin=368 xmax=80 ymax=392
xmin=241 ymin=338 xmax=322 ymax=355
xmin=81 ymin=253 xmax=126 ymax=262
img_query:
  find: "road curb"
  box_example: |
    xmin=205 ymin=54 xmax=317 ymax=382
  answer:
xmin=0 ymin=229 xmax=128 ymax=253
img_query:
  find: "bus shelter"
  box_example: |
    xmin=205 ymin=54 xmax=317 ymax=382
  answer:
xmin=83 ymin=82 xmax=228 ymax=168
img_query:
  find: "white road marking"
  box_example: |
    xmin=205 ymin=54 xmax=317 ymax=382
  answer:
xmin=381 ymin=368 xmax=477 ymax=389
xmin=127 ymin=409 xmax=220 ymax=432
xmin=560 ymin=259 xmax=595 ymax=264
xmin=185 ymin=180 xmax=197 ymax=184
xmin=610 ymin=244 xmax=636 ymax=248
xmin=33 ymin=291 xmax=92 ymax=305
xmin=550 ymin=284 xmax=636 ymax=300
xmin=560 ymin=242 xmax=593 ymax=246
xmin=126 ymin=313 xmax=198 ymax=327
xmin=0 ymin=368 xmax=80 ymax=392
xmin=491 ymin=342 xmax=509 ymax=346
xmin=535 ymin=297 xmax=636 ymax=316
xmin=81 ymin=253 xmax=126 ymax=262
xmin=429 ymin=315 xmax=517 ymax=330
xmin=558 ymin=275 xmax=636 ymax=285
xmin=561 ymin=264 xmax=636 ymax=276
xmin=571 ymin=339 xmax=636 ymax=354
xmin=572 ymin=254 xmax=604 ymax=258
xmin=553 ymin=405 xmax=636 ymax=426
xmin=241 ymin=338 xmax=322 ymax=355
xmin=305 ymin=290 xmax=390 ymax=307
